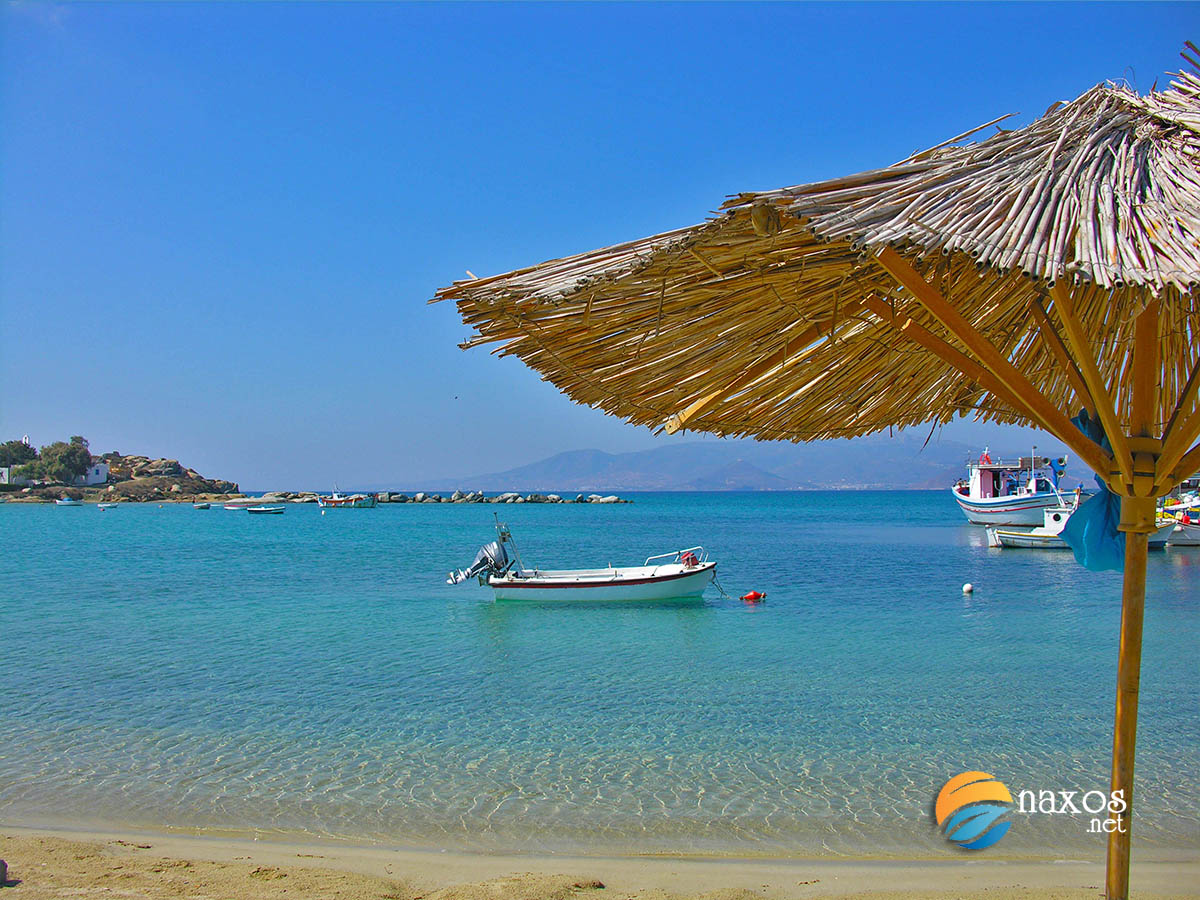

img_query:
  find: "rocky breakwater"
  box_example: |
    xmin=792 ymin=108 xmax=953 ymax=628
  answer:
xmin=383 ymin=491 xmax=629 ymax=504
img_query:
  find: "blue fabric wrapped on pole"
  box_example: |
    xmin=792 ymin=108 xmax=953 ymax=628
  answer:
xmin=1061 ymin=409 xmax=1125 ymax=571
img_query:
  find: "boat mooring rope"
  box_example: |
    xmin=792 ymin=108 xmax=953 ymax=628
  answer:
xmin=711 ymin=570 xmax=735 ymax=602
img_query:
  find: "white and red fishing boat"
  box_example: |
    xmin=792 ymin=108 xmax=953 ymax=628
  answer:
xmin=951 ymin=448 xmax=1075 ymax=526
xmin=448 ymin=521 xmax=715 ymax=602
xmin=317 ymin=490 xmax=377 ymax=509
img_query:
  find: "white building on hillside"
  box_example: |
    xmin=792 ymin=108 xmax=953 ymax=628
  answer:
xmin=0 ymin=466 xmax=30 ymax=486
xmin=74 ymin=462 xmax=110 ymax=486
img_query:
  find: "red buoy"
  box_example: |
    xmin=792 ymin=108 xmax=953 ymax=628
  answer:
xmin=740 ymin=590 xmax=766 ymax=603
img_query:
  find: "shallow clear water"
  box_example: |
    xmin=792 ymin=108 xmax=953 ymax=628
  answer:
xmin=1 ymin=492 xmax=1197 ymax=857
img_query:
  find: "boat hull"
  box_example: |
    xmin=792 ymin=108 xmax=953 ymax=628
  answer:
xmin=952 ymin=489 xmax=1064 ymax=526
xmin=1168 ymin=522 xmax=1200 ymax=546
xmin=989 ymin=523 xmax=1175 ymax=549
xmin=489 ymin=562 xmax=715 ymax=602
xmin=317 ymin=495 xmax=377 ymax=508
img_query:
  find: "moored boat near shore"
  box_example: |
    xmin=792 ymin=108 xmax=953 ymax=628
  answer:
xmin=988 ymin=505 xmax=1176 ymax=550
xmin=54 ymin=497 xmax=83 ymax=506
xmin=952 ymin=450 xmax=1075 ymax=526
xmin=1167 ymin=521 xmax=1200 ymax=546
xmin=449 ymin=521 xmax=715 ymax=602
xmin=317 ymin=491 xmax=377 ymax=509
xmin=246 ymin=505 xmax=285 ymax=515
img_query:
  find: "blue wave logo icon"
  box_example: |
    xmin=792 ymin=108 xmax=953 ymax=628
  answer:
xmin=935 ymin=771 xmax=1013 ymax=850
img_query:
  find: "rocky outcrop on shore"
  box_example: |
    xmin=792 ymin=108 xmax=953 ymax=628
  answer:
xmin=7 ymin=452 xmax=242 ymax=503
xmin=103 ymin=454 xmax=239 ymax=495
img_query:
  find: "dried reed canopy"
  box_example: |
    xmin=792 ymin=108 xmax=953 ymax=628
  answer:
xmin=436 ymin=72 xmax=1200 ymax=452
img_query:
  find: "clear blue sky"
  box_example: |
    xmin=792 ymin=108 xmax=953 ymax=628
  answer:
xmin=1 ymin=2 xmax=1191 ymax=488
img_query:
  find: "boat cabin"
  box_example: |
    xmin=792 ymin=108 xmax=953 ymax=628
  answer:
xmin=955 ymin=455 xmax=1058 ymax=500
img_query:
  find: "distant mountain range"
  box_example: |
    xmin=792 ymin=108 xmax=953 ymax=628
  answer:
xmin=443 ymin=435 xmax=987 ymax=492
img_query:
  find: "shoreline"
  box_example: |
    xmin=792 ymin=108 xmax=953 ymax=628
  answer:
xmin=3 ymin=824 xmax=1198 ymax=899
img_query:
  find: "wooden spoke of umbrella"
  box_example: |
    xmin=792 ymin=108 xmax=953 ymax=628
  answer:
xmin=873 ymin=247 xmax=1114 ymax=478
xmin=1157 ymin=354 xmax=1200 ymax=488
xmin=1166 ymin=442 xmax=1200 ymax=490
xmin=859 ymin=295 xmax=1061 ymax=434
xmin=1048 ymin=283 xmax=1137 ymax=489
xmin=1027 ymin=297 xmax=1095 ymax=419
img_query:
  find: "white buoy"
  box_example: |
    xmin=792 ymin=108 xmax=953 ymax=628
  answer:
xmin=963 ymin=583 xmax=974 ymax=594
xmin=321 ymin=509 xmax=326 ymax=516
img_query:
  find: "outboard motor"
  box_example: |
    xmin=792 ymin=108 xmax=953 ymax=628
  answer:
xmin=447 ymin=540 xmax=510 ymax=585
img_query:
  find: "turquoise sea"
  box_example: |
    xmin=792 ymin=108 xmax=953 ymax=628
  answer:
xmin=1 ymin=492 xmax=1197 ymax=858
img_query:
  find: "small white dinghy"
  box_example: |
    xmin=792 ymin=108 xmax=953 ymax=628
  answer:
xmin=988 ymin=505 xmax=1175 ymax=549
xmin=448 ymin=521 xmax=715 ymax=602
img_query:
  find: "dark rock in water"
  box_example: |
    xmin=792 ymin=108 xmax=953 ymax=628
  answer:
xmin=0 ymin=858 xmax=7 ymax=885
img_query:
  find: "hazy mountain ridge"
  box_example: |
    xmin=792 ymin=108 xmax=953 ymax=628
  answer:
xmin=451 ymin=435 xmax=982 ymax=491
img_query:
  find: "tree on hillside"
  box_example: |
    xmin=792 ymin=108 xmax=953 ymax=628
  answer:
xmin=17 ymin=437 xmax=93 ymax=483
xmin=0 ymin=440 xmax=37 ymax=467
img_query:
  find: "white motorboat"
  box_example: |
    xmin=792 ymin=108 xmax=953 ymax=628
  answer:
xmin=1160 ymin=510 xmax=1200 ymax=546
xmin=97 ymin=502 xmax=119 ymax=510
xmin=246 ymin=505 xmax=285 ymax=515
xmin=448 ymin=521 xmax=715 ymax=602
xmin=1168 ymin=521 xmax=1200 ymax=546
xmin=55 ymin=497 xmax=83 ymax=506
xmin=988 ymin=505 xmax=1175 ymax=550
xmin=952 ymin=449 xmax=1078 ymax=526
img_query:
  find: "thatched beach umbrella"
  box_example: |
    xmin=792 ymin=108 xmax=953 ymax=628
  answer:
xmin=435 ymin=59 xmax=1200 ymax=899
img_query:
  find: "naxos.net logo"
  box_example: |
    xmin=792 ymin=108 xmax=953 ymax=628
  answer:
xmin=935 ymin=771 xmax=1013 ymax=850
xmin=933 ymin=770 xmax=1129 ymax=850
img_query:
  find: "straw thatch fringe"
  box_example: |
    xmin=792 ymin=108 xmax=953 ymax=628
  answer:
xmin=435 ymin=73 xmax=1200 ymax=446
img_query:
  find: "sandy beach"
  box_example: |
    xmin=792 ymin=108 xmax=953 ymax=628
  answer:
xmin=2 ymin=828 xmax=1197 ymax=900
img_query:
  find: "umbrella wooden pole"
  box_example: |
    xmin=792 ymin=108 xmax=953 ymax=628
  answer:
xmin=1107 ymin=514 xmax=1150 ymax=900
xmin=1109 ymin=302 xmax=1160 ymax=900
